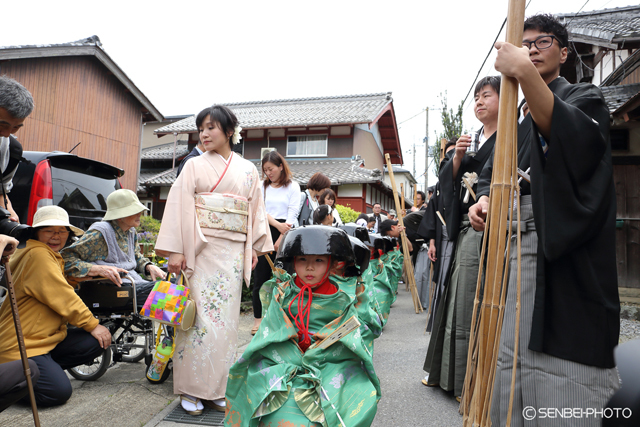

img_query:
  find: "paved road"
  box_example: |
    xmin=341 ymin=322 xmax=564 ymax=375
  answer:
xmin=0 ymin=290 xmax=464 ymax=427
xmin=371 ymin=286 xmax=462 ymax=426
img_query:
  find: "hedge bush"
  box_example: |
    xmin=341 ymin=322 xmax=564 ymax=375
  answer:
xmin=335 ymin=204 xmax=359 ymax=224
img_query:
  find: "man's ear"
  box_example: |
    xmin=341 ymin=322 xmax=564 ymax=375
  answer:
xmin=559 ymin=46 xmax=568 ymax=65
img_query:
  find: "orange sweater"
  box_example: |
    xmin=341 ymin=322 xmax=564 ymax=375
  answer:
xmin=0 ymin=240 xmax=99 ymax=364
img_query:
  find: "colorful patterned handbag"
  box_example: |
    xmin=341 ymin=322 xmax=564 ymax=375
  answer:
xmin=139 ymin=272 xmax=195 ymax=328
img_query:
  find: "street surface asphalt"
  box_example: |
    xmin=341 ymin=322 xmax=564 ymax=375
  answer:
xmin=0 ymin=286 xmax=463 ymax=427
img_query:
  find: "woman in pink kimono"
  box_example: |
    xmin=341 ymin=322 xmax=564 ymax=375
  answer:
xmin=155 ymin=105 xmax=273 ymax=415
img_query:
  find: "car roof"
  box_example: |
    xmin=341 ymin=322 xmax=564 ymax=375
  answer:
xmin=23 ymin=151 xmax=125 ymax=177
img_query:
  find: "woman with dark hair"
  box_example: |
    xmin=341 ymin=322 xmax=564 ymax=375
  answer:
xmin=0 ymin=206 xmax=111 ymax=407
xmin=251 ymin=150 xmax=300 ymax=334
xmin=318 ymin=188 xmax=342 ymax=225
xmin=155 ymin=105 xmax=273 ymax=415
xmin=298 ymin=172 xmax=331 ymax=226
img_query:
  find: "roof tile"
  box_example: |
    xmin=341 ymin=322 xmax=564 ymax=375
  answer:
xmin=154 ymin=93 xmax=392 ymax=134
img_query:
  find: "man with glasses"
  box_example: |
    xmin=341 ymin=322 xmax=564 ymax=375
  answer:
xmin=469 ymin=14 xmax=619 ymax=426
xmin=0 ymin=76 xmax=34 ymax=222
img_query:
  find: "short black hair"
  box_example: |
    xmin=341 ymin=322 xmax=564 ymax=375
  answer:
xmin=474 ymin=75 xmax=501 ymax=98
xmin=444 ymin=139 xmax=457 ymax=151
xmin=195 ymin=105 xmax=239 ymax=149
xmin=417 ymin=191 xmax=426 ymax=201
xmin=356 ymin=213 xmax=370 ymax=222
xmin=373 ymin=202 xmax=381 ymax=207
xmin=524 ymin=13 xmax=568 ymax=48
xmin=313 ymin=205 xmax=334 ymax=225
xmin=379 ymin=219 xmax=398 ymax=236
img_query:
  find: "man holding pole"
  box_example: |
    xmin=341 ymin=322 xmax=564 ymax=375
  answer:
xmin=422 ymin=75 xmax=500 ymax=400
xmin=469 ymin=13 xmax=619 ymax=426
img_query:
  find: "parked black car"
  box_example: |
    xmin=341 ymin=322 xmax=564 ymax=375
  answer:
xmin=12 ymin=151 xmax=124 ymax=230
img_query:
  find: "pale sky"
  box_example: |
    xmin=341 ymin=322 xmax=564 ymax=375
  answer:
xmin=3 ymin=0 xmax=635 ymax=190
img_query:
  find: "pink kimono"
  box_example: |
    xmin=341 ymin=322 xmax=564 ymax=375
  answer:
xmin=155 ymin=151 xmax=272 ymax=401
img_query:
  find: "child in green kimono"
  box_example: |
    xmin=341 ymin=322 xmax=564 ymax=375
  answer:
xmin=225 ymin=226 xmax=380 ymax=427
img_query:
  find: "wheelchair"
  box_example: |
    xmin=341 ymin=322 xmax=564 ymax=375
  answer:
xmin=68 ymin=275 xmax=172 ymax=384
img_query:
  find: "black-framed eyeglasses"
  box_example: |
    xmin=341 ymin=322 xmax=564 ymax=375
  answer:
xmin=522 ymin=35 xmax=563 ymax=50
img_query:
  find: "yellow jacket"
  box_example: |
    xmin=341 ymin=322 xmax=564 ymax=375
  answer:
xmin=0 ymin=239 xmax=99 ymax=364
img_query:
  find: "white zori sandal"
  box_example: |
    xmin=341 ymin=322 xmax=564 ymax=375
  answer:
xmin=181 ymin=394 xmax=204 ymax=415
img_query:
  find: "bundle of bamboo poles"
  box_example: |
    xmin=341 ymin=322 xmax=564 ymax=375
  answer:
xmin=460 ymin=0 xmax=525 ymax=425
xmin=385 ymin=154 xmax=422 ymax=313
xmin=400 ymin=183 xmax=409 ymax=292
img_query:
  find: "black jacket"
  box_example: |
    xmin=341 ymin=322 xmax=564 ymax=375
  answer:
xmin=440 ymin=132 xmax=496 ymax=240
xmin=477 ymin=77 xmax=619 ymax=368
xmin=176 ymin=147 xmax=202 ymax=178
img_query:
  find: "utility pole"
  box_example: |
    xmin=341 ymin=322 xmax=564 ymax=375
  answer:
xmin=425 ymin=107 xmax=429 ymax=192
xmin=412 ymin=140 xmax=416 ymax=180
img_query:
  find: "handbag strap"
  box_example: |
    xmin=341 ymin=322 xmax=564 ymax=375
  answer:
xmin=210 ymin=152 xmax=234 ymax=192
xmin=179 ymin=270 xmax=190 ymax=288
xmin=154 ymin=324 xmax=176 ymax=358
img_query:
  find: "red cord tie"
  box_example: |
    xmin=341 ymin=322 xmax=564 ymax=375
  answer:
xmin=288 ymin=257 xmax=332 ymax=352
xmin=289 ymin=280 xmax=313 ymax=351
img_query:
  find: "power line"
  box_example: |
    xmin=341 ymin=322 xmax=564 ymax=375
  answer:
xmin=461 ymin=17 xmax=507 ymax=107
xmin=398 ymin=109 xmax=425 ymax=126
xmin=461 ymin=0 xmax=533 ymax=107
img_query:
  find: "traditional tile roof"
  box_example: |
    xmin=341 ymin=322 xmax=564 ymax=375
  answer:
xmin=137 ymin=169 xmax=168 ymax=193
xmin=139 ymin=158 xmax=383 ymax=188
xmin=558 ymin=6 xmax=640 ymax=47
xmin=140 ymin=168 xmax=179 ymax=187
xmin=154 ymin=93 xmax=393 ymax=135
xmin=285 ymin=159 xmax=383 ymax=186
xmin=141 ymin=140 xmax=190 ymax=160
xmin=137 ymin=158 xmax=417 ymax=206
xmin=0 ymin=36 xmax=163 ymax=121
xmin=601 ymin=84 xmax=640 ymax=113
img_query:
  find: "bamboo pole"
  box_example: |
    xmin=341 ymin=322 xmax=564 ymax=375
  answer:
xmin=4 ymin=261 xmax=41 ymax=427
xmin=461 ymin=0 xmax=525 ymax=425
xmin=413 ymin=185 xmax=418 ymax=207
xmin=400 ymin=183 xmax=408 ymax=291
xmin=385 ymin=153 xmax=422 ymax=313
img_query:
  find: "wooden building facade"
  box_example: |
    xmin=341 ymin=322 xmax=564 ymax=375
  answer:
xmin=0 ymin=36 xmax=163 ymax=191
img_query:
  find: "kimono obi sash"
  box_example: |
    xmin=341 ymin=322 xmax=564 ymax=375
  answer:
xmin=195 ymin=192 xmax=249 ymax=234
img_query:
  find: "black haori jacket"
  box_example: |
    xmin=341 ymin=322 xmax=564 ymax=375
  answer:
xmin=477 ymin=77 xmax=620 ymax=368
xmin=440 ymin=131 xmax=497 ymax=241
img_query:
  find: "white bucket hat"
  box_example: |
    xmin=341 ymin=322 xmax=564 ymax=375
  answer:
xmin=32 ymin=205 xmax=84 ymax=236
xmin=103 ymin=189 xmax=148 ymax=221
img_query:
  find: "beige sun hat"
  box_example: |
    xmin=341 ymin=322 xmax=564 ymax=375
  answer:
xmin=103 ymin=189 xmax=148 ymax=221
xmin=32 ymin=205 xmax=84 ymax=236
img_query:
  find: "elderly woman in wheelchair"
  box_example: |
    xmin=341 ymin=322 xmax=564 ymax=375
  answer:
xmin=62 ymin=189 xmax=166 ymax=306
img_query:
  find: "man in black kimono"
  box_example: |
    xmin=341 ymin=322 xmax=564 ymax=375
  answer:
xmin=176 ymin=140 xmax=204 ymax=178
xmin=469 ymin=14 xmax=619 ymax=426
xmin=422 ymin=75 xmax=500 ymax=399
xmin=418 ymin=140 xmax=456 ymax=333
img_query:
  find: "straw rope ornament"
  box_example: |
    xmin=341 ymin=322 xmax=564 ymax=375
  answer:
xmin=459 ymin=0 xmax=525 ymax=425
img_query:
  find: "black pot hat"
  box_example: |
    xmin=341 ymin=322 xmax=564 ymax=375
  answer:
xmin=276 ymin=225 xmax=355 ymax=263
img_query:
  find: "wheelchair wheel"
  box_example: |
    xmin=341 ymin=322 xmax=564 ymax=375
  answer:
xmin=68 ymin=347 xmax=112 ymax=381
xmin=119 ymin=319 xmax=149 ymax=363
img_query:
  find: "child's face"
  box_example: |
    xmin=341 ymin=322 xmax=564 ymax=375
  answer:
xmin=294 ymin=255 xmax=330 ymax=285
xmin=320 ymin=215 xmax=333 ymax=226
